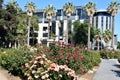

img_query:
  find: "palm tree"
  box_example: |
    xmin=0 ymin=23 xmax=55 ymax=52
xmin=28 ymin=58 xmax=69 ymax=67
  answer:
xmin=0 ymin=0 xmax=3 ymax=9
xmin=103 ymin=29 xmax=112 ymax=48
xmin=25 ymin=1 xmax=36 ymax=46
xmin=5 ymin=0 xmax=22 ymax=48
xmin=17 ymin=13 xmax=39 ymax=47
xmin=107 ymin=1 xmax=120 ymax=48
xmin=6 ymin=0 xmax=21 ymax=14
xmin=84 ymin=2 xmax=96 ymax=50
xmin=63 ymin=2 xmax=76 ymax=44
xmin=94 ymin=29 xmax=101 ymax=50
xmin=44 ymin=4 xmax=56 ymax=40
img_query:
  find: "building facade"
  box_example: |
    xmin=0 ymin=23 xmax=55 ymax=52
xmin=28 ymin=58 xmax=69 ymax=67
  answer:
xmin=31 ymin=6 xmax=88 ymax=46
xmin=30 ymin=7 xmax=117 ymax=49
xmin=92 ymin=10 xmax=117 ymax=49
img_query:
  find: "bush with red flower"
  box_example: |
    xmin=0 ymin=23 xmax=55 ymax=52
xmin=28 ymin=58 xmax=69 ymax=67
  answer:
xmin=37 ymin=42 xmax=101 ymax=74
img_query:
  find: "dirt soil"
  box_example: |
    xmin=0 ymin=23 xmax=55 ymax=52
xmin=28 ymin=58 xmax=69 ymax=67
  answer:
xmin=79 ymin=66 xmax=99 ymax=80
xmin=0 ymin=69 xmax=21 ymax=80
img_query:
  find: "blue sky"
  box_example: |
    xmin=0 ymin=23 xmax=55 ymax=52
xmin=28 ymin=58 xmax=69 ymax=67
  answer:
xmin=4 ymin=0 xmax=120 ymax=41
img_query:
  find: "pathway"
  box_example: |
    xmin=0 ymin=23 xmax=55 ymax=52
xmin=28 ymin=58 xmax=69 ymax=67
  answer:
xmin=93 ymin=59 xmax=120 ymax=80
xmin=0 ymin=72 xmax=8 ymax=80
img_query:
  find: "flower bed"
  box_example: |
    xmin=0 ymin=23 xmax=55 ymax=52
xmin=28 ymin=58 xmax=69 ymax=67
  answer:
xmin=24 ymin=54 xmax=77 ymax=80
xmin=100 ymin=50 xmax=120 ymax=59
xmin=0 ymin=43 xmax=101 ymax=79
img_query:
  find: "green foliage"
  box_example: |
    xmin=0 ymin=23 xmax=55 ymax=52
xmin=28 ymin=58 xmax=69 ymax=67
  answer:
xmin=103 ymin=29 xmax=112 ymax=43
xmin=73 ymin=21 xmax=96 ymax=46
xmin=63 ymin=2 xmax=76 ymax=17
xmin=45 ymin=42 xmax=101 ymax=74
xmin=117 ymin=41 xmax=120 ymax=49
xmin=100 ymin=50 xmax=120 ymax=59
xmin=0 ymin=48 xmax=37 ymax=77
xmin=0 ymin=43 xmax=101 ymax=78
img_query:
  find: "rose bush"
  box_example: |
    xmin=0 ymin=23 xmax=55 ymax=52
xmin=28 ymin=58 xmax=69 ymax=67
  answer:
xmin=38 ymin=42 xmax=101 ymax=74
xmin=0 ymin=42 xmax=101 ymax=79
xmin=24 ymin=54 xmax=77 ymax=80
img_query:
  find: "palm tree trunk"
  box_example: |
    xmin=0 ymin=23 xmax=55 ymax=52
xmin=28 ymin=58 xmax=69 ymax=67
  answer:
xmin=111 ymin=16 xmax=114 ymax=48
xmin=48 ymin=20 xmax=50 ymax=39
xmin=47 ymin=19 xmax=51 ymax=47
xmin=88 ymin=16 xmax=92 ymax=50
xmin=27 ymin=16 xmax=31 ymax=47
xmin=97 ymin=41 xmax=100 ymax=50
xmin=66 ymin=16 xmax=69 ymax=44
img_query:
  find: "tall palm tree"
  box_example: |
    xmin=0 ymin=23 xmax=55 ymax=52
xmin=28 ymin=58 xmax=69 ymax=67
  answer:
xmin=17 ymin=13 xmax=39 ymax=47
xmin=94 ymin=29 xmax=101 ymax=50
xmin=25 ymin=1 xmax=36 ymax=46
xmin=103 ymin=29 xmax=112 ymax=48
xmin=5 ymin=0 xmax=22 ymax=48
xmin=6 ymin=0 xmax=21 ymax=13
xmin=44 ymin=4 xmax=56 ymax=40
xmin=107 ymin=1 xmax=120 ymax=48
xmin=84 ymin=2 xmax=96 ymax=50
xmin=63 ymin=2 xmax=76 ymax=44
xmin=0 ymin=0 xmax=3 ymax=9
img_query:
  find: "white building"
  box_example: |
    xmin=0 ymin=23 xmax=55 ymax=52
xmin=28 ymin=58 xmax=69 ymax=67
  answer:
xmin=29 ymin=8 xmax=117 ymax=49
xmin=92 ymin=10 xmax=117 ymax=50
xmin=30 ymin=6 xmax=88 ymax=46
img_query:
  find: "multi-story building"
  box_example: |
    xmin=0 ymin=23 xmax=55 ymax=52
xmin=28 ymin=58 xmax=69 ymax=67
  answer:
xmin=92 ymin=10 xmax=117 ymax=49
xmin=29 ymin=7 xmax=117 ymax=49
xmin=31 ymin=6 xmax=88 ymax=46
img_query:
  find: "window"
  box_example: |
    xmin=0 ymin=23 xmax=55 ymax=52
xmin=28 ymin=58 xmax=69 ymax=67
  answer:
xmin=106 ymin=17 xmax=108 ymax=29
xmin=109 ymin=17 xmax=111 ymax=29
xmin=43 ymin=27 xmax=47 ymax=31
xmin=30 ymin=38 xmax=38 ymax=45
xmin=30 ymin=32 xmax=38 ymax=37
xmin=101 ymin=16 xmax=103 ymax=27
xmin=101 ymin=16 xmax=103 ymax=32
xmin=33 ymin=33 xmax=38 ymax=37
xmin=43 ymin=33 xmax=48 ymax=37
xmin=57 ymin=9 xmax=62 ymax=16
xmin=96 ymin=16 xmax=98 ymax=29
xmin=59 ymin=21 xmax=63 ymax=36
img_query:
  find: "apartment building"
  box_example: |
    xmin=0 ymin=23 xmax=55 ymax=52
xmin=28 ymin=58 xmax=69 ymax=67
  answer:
xmin=92 ymin=10 xmax=117 ymax=49
xmin=29 ymin=7 xmax=117 ymax=49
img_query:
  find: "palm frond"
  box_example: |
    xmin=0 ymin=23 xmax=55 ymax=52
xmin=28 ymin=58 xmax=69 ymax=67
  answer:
xmin=84 ymin=2 xmax=96 ymax=16
xmin=63 ymin=2 xmax=76 ymax=17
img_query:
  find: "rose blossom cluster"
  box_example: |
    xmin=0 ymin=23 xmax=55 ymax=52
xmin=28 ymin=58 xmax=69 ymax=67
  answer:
xmin=24 ymin=54 xmax=77 ymax=80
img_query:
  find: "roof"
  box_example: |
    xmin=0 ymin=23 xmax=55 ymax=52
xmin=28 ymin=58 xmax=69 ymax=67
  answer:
xmin=94 ymin=10 xmax=111 ymax=16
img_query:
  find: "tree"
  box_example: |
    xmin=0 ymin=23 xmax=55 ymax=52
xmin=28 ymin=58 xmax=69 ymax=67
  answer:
xmin=94 ymin=29 xmax=101 ymax=50
xmin=73 ymin=21 xmax=95 ymax=46
xmin=107 ymin=1 xmax=120 ymax=48
xmin=84 ymin=2 xmax=96 ymax=50
xmin=4 ymin=0 xmax=21 ymax=48
xmin=63 ymin=2 xmax=76 ymax=44
xmin=25 ymin=1 xmax=36 ymax=46
xmin=103 ymin=29 xmax=112 ymax=48
xmin=16 ymin=13 xmax=39 ymax=47
xmin=0 ymin=0 xmax=3 ymax=9
xmin=117 ymin=41 xmax=120 ymax=49
xmin=44 ymin=4 xmax=56 ymax=39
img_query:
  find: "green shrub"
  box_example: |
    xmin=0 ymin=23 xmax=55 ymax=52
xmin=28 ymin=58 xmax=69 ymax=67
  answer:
xmin=0 ymin=43 xmax=101 ymax=78
xmin=0 ymin=48 xmax=37 ymax=77
xmin=100 ymin=50 xmax=120 ymax=59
